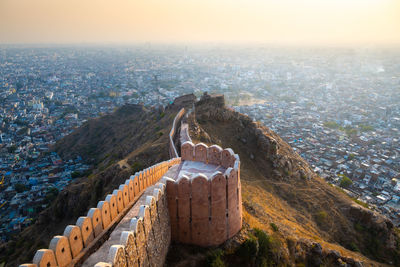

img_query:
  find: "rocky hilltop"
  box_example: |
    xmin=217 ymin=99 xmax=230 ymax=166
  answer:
xmin=1 ymin=94 xmax=399 ymax=267
xmin=173 ymin=93 xmax=399 ymax=266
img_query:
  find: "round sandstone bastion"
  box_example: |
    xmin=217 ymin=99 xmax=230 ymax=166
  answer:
xmin=164 ymin=141 xmax=242 ymax=247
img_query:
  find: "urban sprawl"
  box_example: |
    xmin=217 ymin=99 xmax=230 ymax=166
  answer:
xmin=0 ymin=45 xmax=399 ymax=242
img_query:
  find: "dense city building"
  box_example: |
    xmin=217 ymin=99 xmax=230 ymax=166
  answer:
xmin=0 ymin=45 xmax=399 ymax=242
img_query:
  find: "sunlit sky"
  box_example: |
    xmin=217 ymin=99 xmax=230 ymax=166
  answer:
xmin=0 ymin=0 xmax=399 ymax=45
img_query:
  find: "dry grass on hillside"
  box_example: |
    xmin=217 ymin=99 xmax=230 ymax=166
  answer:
xmin=191 ymin=116 xmax=388 ymax=266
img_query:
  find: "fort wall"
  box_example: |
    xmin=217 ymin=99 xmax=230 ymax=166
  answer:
xmin=169 ymin=108 xmax=185 ymax=158
xmin=93 ymin=180 xmax=171 ymax=267
xmin=20 ymin=158 xmax=180 ymax=267
xmin=166 ymin=141 xmax=242 ymax=247
xmin=19 ymin=108 xmax=243 ymax=267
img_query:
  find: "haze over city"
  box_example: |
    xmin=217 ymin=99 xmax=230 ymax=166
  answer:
xmin=1 ymin=0 xmax=400 ymax=45
xmin=1 ymin=0 xmax=400 ymax=266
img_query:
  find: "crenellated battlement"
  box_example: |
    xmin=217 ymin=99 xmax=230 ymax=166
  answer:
xmin=166 ymin=141 xmax=242 ymax=247
xmin=19 ymin=108 xmax=242 ymax=267
xmin=20 ymin=159 xmax=180 ymax=267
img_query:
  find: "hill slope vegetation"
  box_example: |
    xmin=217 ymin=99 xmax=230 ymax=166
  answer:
xmin=170 ymin=93 xmax=399 ymax=266
xmin=0 ymin=101 xmax=187 ymax=266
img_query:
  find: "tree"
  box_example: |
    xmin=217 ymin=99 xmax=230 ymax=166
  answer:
xmin=45 ymin=187 xmax=59 ymax=203
xmin=7 ymin=145 xmax=17 ymax=153
xmin=14 ymin=183 xmax=28 ymax=193
xmin=339 ymin=175 xmax=353 ymax=188
xmin=323 ymin=121 xmax=340 ymax=129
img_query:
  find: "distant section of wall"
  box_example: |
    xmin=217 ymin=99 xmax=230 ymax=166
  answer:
xmin=20 ymin=158 xmax=181 ymax=267
xmin=179 ymin=119 xmax=192 ymax=145
xmin=169 ymin=108 xmax=185 ymax=158
xmin=166 ymin=142 xmax=242 ymax=247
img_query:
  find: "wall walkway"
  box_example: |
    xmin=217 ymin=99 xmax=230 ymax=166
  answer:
xmin=19 ymin=107 xmax=242 ymax=267
xmin=19 ymin=159 xmax=180 ymax=267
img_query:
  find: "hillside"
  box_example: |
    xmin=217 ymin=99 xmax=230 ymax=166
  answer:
xmin=1 ymin=94 xmax=399 ymax=267
xmin=0 ymin=98 xmax=192 ymax=266
xmin=165 ymin=94 xmax=400 ymax=267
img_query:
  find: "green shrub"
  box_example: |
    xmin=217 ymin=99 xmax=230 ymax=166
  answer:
xmin=210 ymin=257 xmax=225 ymax=267
xmin=14 ymin=183 xmax=29 ymax=193
xmin=270 ymin=223 xmax=279 ymax=232
xmin=354 ymin=222 xmax=364 ymax=232
xmin=359 ymin=124 xmax=374 ymax=132
xmin=348 ymin=242 xmax=360 ymax=252
xmin=348 ymin=153 xmax=356 ymax=160
xmin=315 ymin=211 xmax=327 ymax=225
xmin=253 ymin=229 xmax=277 ymax=266
xmin=237 ymin=236 xmax=258 ymax=263
xmin=206 ymin=249 xmax=225 ymax=267
xmin=254 ymin=228 xmax=270 ymax=256
xmin=131 ymin=162 xmax=143 ymax=173
xmin=323 ymin=121 xmax=340 ymax=129
xmin=71 ymin=171 xmax=81 ymax=178
xmin=352 ymin=198 xmax=369 ymax=209
xmin=339 ymin=175 xmax=353 ymax=188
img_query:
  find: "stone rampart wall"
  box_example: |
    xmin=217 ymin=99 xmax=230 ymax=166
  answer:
xmin=169 ymin=108 xmax=185 ymax=158
xmin=94 ymin=180 xmax=171 ymax=267
xmin=20 ymin=158 xmax=181 ymax=267
xmin=166 ymin=141 xmax=242 ymax=247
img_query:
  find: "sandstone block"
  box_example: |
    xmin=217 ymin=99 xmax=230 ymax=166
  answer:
xmin=113 ymin=189 xmax=124 ymax=213
xmin=49 ymin=235 xmax=72 ymax=267
xmin=191 ymin=174 xmax=210 ymax=246
xmin=87 ymin=208 xmax=103 ymax=237
xmin=165 ymin=178 xmax=178 ymax=241
xmin=125 ymin=179 xmax=135 ymax=203
xmin=138 ymin=172 xmax=144 ymax=192
xmin=63 ymin=225 xmax=83 ymax=258
xmin=32 ymin=249 xmax=57 ymax=267
xmin=194 ymin=143 xmax=208 ymax=163
xmin=76 ymin=216 xmax=95 ymax=247
xmin=131 ymin=175 xmax=140 ymax=198
xmin=208 ymin=145 xmax=223 ymax=165
xmin=130 ymin=218 xmax=147 ymax=266
xmin=108 ymin=245 xmax=127 ymax=267
xmin=225 ymin=167 xmax=240 ymax=238
xmin=97 ymin=201 xmax=112 ymax=229
xmin=105 ymin=194 xmax=118 ymax=221
xmin=181 ymin=141 xmax=195 ymax=161
xmin=119 ymin=184 xmax=130 ymax=207
xmin=139 ymin=205 xmax=151 ymax=237
xmin=120 ymin=231 xmax=139 ymax=267
xmin=177 ymin=175 xmax=191 ymax=243
xmin=210 ymin=171 xmax=227 ymax=245
xmin=221 ymin=148 xmax=235 ymax=168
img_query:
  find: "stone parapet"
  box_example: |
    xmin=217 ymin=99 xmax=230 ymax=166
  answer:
xmin=92 ymin=178 xmax=172 ymax=267
xmin=20 ymin=158 xmax=180 ymax=267
xmin=169 ymin=108 xmax=185 ymax=158
xmin=166 ymin=142 xmax=242 ymax=247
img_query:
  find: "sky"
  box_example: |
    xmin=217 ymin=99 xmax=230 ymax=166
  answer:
xmin=0 ymin=0 xmax=399 ymax=45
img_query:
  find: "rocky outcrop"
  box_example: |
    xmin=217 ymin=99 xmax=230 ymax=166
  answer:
xmin=191 ymin=93 xmax=400 ymax=266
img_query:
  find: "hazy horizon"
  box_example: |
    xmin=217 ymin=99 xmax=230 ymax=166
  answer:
xmin=1 ymin=0 xmax=400 ymax=46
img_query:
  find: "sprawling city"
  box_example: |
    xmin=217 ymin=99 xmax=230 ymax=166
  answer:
xmin=0 ymin=45 xmax=399 ymax=245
